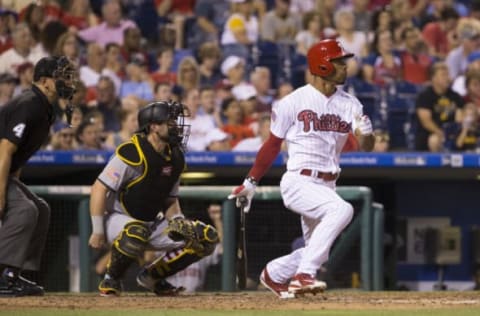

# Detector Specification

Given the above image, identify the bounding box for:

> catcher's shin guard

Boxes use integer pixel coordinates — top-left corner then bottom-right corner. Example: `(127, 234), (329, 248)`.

(107, 221), (151, 279)
(148, 221), (219, 278)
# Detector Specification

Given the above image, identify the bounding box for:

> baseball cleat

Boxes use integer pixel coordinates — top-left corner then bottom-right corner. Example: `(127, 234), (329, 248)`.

(260, 268), (295, 299)
(98, 278), (122, 297)
(288, 273), (327, 296)
(0, 271), (44, 297)
(136, 268), (185, 296)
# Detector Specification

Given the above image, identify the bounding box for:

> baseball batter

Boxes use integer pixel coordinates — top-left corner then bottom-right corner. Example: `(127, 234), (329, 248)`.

(229, 39), (375, 298)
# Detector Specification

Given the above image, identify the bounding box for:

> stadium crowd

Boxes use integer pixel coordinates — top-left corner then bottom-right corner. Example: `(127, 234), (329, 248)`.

(0, 0), (480, 153)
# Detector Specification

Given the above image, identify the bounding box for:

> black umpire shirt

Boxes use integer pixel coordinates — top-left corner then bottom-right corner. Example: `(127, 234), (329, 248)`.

(0, 85), (55, 174)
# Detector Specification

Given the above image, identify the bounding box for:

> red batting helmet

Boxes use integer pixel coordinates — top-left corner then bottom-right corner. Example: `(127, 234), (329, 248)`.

(307, 39), (354, 77)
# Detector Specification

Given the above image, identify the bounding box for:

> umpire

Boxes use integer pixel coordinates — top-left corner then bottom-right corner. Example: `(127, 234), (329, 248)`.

(0, 56), (76, 296)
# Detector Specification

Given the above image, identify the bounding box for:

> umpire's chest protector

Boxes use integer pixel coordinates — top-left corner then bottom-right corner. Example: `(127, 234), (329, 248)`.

(117, 135), (185, 221)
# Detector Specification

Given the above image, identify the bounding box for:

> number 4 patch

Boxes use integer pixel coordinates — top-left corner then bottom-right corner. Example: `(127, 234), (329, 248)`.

(12, 123), (26, 138)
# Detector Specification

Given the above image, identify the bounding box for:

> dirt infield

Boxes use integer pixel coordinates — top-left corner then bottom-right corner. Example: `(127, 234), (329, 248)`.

(1, 291), (480, 311)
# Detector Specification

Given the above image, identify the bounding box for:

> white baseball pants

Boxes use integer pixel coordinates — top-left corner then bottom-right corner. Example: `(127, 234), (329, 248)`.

(266, 171), (354, 283)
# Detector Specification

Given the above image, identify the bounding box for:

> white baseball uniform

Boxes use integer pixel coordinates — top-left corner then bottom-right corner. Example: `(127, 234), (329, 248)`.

(265, 83), (363, 283)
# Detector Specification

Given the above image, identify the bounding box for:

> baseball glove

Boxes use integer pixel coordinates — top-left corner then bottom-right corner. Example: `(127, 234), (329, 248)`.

(166, 217), (197, 244)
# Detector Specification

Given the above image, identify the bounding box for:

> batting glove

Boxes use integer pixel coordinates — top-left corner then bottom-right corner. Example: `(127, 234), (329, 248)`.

(228, 177), (257, 213)
(354, 115), (373, 136)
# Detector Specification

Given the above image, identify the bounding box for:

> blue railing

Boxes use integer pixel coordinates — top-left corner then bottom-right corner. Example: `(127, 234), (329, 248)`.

(27, 150), (480, 168)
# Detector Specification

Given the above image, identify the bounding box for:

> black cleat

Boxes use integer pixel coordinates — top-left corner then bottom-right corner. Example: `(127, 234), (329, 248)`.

(0, 271), (45, 297)
(136, 268), (185, 296)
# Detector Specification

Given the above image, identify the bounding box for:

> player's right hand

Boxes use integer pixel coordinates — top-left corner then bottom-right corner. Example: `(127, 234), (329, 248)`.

(89, 233), (106, 249)
(228, 178), (257, 213)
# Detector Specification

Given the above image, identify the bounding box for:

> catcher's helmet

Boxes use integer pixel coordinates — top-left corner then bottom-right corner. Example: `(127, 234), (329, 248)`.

(307, 39), (354, 77)
(137, 101), (191, 148)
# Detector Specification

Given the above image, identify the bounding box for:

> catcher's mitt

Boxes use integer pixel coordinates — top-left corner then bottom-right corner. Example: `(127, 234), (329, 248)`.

(166, 217), (219, 256)
(166, 217), (196, 243)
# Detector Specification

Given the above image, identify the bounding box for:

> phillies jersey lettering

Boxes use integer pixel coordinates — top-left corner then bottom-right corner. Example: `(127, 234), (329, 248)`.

(297, 111), (351, 133)
(271, 84), (364, 174)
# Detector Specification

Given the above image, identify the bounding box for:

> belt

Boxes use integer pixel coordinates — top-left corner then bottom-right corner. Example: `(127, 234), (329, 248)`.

(300, 169), (338, 181)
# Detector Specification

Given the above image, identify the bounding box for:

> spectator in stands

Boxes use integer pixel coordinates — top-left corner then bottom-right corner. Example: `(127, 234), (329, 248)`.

(221, 97), (254, 147)
(0, 23), (44, 76)
(213, 79), (234, 120)
(452, 51), (480, 97)
(272, 81), (293, 107)
(77, 0), (137, 48)
(445, 19), (480, 80)
(400, 26), (433, 85)
(369, 6), (394, 38)
(232, 113), (270, 152)
(46, 121), (76, 151)
(250, 66), (274, 112)
(232, 83), (258, 127)
(53, 32), (81, 67)
(103, 42), (124, 95)
(455, 102), (480, 152)
(363, 30), (402, 86)
(95, 76), (122, 133)
(351, 0), (372, 33)
(198, 41), (222, 88)
(80, 43), (106, 88)
(105, 108), (138, 149)
(0, 73), (16, 107)
(121, 0), (158, 44)
(289, 0), (315, 15)
(261, 0), (300, 44)
(154, 82), (173, 101)
(205, 128), (232, 151)
(38, 20), (67, 57)
(12, 62), (33, 97)
(176, 56), (200, 92)
(0, 9), (16, 55)
(295, 11), (322, 56)
(183, 88), (216, 151)
(120, 54), (154, 105)
(61, 0), (98, 32)
(415, 62), (465, 152)
(199, 85), (219, 121)
(389, 0), (416, 46)
(120, 26), (145, 66)
(221, 0), (259, 58)
(421, 7), (459, 60)
(464, 67), (480, 111)
(190, 0), (230, 49)
(221, 55), (246, 88)
(166, 203), (224, 292)
(156, 0), (196, 49)
(335, 7), (368, 59)
(21, 3), (47, 47)
(150, 46), (177, 85)
(75, 119), (106, 150)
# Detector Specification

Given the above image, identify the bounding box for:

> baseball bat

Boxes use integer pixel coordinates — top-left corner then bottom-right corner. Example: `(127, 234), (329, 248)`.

(237, 196), (248, 290)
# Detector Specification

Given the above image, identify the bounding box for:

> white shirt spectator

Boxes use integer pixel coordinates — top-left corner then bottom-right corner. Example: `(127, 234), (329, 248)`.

(185, 114), (216, 151)
(232, 136), (263, 152)
(221, 13), (259, 45)
(0, 48), (45, 77)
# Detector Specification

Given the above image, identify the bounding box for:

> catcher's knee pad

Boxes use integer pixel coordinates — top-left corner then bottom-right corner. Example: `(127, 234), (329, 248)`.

(191, 220), (219, 257)
(113, 221), (151, 258)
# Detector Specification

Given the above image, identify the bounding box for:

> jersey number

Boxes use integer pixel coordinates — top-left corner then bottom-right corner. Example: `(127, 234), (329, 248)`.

(12, 123), (26, 138)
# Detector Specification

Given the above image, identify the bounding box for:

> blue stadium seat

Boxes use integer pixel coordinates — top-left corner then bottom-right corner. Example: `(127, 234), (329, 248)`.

(385, 81), (420, 149)
(255, 41), (281, 88)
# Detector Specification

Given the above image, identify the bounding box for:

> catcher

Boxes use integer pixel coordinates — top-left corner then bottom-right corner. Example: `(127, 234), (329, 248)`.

(88, 101), (219, 296)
